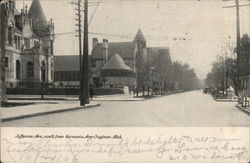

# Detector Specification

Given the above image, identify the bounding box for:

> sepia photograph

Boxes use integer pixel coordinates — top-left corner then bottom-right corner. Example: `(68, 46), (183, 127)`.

(0, 0), (249, 126)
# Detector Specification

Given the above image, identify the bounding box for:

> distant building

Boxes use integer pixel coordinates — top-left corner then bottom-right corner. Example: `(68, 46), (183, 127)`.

(2, 0), (54, 88)
(53, 29), (172, 91)
(90, 28), (147, 89)
(54, 55), (80, 88)
(100, 53), (136, 88)
(147, 47), (172, 90)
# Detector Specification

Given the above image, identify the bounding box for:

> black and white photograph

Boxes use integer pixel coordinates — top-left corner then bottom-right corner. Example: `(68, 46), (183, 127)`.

(1, 0), (249, 127)
(0, 0), (249, 162)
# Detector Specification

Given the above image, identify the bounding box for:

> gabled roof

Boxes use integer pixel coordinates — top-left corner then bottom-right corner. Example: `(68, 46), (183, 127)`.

(102, 53), (133, 71)
(28, 0), (49, 36)
(54, 55), (80, 71)
(91, 42), (136, 59)
(133, 28), (146, 42)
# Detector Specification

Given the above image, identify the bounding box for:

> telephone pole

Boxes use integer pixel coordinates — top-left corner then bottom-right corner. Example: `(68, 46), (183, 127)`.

(73, 0), (84, 103)
(222, 0), (250, 95)
(83, 0), (89, 104)
(0, 3), (7, 106)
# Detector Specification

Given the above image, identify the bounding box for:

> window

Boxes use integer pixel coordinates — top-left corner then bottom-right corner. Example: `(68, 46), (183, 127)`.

(8, 27), (13, 45)
(50, 40), (54, 55)
(92, 60), (96, 68)
(14, 35), (21, 49)
(34, 40), (39, 48)
(27, 62), (34, 79)
(16, 60), (20, 80)
(5, 57), (9, 68)
(24, 38), (30, 49)
(15, 35), (18, 48)
(17, 36), (21, 49)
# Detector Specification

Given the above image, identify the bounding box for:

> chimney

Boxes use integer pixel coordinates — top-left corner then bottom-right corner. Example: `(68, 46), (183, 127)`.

(102, 39), (108, 62)
(92, 38), (98, 50)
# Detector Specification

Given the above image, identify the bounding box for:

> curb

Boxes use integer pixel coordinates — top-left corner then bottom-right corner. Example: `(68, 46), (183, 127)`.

(93, 99), (142, 102)
(211, 95), (237, 102)
(235, 105), (250, 115)
(1, 103), (101, 122)
(138, 91), (186, 101)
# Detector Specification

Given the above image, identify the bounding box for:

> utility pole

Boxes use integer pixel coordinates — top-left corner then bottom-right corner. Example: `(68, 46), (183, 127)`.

(80, 0), (89, 105)
(222, 0), (250, 95)
(82, 0), (89, 104)
(73, 0), (83, 102)
(0, 3), (7, 106)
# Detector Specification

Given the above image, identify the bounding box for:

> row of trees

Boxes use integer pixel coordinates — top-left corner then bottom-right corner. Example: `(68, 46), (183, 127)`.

(205, 34), (250, 96)
(137, 51), (201, 96)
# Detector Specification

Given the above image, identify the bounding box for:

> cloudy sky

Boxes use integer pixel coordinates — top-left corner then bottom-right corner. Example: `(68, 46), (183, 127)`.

(16, 0), (250, 79)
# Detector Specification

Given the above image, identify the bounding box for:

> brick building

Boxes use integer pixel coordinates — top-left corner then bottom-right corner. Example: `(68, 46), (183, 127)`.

(90, 28), (147, 89)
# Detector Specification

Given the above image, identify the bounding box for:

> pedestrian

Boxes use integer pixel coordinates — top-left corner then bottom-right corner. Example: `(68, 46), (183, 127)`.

(89, 86), (94, 100)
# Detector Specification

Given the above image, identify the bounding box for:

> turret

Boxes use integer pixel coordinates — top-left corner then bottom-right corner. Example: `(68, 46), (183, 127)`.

(28, 0), (49, 37)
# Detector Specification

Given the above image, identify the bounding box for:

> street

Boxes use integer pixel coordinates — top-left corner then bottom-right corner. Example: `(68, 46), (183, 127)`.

(2, 91), (249, 127)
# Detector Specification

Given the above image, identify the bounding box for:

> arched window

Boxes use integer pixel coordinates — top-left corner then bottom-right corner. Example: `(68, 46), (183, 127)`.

(27, 62), (34, 79)
(16, 60), (20, 80)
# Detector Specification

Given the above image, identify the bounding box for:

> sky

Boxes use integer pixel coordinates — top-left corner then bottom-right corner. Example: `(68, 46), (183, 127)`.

(15, 0), (250, 79)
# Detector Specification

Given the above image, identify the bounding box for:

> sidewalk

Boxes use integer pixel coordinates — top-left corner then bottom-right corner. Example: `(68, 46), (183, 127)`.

(236, 104), (250, 115)
(235, 96), (250, 115)
(1, 101), (100, 122)
(7, 94), (144, 102)
(93, 94), (144, 101)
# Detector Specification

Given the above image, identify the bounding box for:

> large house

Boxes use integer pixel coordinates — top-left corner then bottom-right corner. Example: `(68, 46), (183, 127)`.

(1, 0), (54, 88)
(90, 29), (147, 89)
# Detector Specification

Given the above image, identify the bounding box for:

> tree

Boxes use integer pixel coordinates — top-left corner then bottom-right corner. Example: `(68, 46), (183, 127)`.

(206, 34), (250, 96)
(171, 61), (200, 91)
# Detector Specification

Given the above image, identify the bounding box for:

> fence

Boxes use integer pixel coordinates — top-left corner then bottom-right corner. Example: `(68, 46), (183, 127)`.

(7, 88), (124, 95)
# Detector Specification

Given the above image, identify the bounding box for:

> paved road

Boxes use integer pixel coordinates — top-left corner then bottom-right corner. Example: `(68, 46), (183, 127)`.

(2, 91), (249, 127)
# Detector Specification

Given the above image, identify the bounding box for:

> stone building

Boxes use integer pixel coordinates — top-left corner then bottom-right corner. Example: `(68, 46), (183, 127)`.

(90, 28), (147, 88)
(1, 0), (54, 88)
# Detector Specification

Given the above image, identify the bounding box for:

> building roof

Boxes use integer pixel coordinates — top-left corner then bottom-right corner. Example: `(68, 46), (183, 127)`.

(28, 0), (49, 36)
(102, 53), (133, 71)
(54, 55), (80, 71)
(91, 42), (136, 59)
(133, 28), (146, 42)
(147, 47), (171, 65)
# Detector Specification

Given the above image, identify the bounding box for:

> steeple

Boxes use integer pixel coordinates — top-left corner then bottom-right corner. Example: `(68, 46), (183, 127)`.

(133, 28), (146, 42)
(28, 0), (49, 35)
